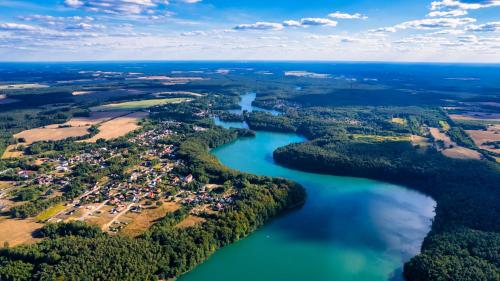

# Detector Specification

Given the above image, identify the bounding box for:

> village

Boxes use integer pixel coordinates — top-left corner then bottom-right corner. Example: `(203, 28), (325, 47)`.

(0, 120), (236, 244)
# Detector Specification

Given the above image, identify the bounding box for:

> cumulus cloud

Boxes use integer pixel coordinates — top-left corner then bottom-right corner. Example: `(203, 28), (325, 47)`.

(431, 0), (500, 11)
(395, 17), (476, 30)
(328, 11), (367, 20)
(234, 17), (337, 31)
(0, 23), (38, 31)
(299, 18), (338, 27)
(427, 9), (468, 17)
(234, 22), (284, 31)
(466, 21), (500, 32)
(63, 0), (181, 15)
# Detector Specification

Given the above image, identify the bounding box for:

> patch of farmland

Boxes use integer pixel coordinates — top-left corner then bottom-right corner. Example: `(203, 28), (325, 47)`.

(429, 127), (482, 160)
(90, 98), (190, 111)
(466, 124), (500, 154)
(0, 217), (43, 247)
(83, 111), (148, 142)
(14, 126), (91, 144)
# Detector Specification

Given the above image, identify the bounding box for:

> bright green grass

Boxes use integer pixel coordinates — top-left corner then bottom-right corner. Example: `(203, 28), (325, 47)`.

(36, 203), (66, 222)
(91, 98), (190, 111)
(439, 120), (451, 131)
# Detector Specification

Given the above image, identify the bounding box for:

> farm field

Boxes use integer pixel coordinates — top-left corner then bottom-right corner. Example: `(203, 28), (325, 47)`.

(0, 217), (43, 247)
(14, 126), (91, 144)
(1, 145), (24, 159)
(90, 98), (190, 111)
(466, 124), (500, 154)
(449, 112), (500, 122)
(83, 111), (148, 142)
(429, 127), (482, 160)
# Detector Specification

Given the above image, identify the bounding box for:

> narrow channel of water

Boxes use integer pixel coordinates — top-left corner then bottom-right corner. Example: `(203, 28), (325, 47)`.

(179, 93), (435, 281)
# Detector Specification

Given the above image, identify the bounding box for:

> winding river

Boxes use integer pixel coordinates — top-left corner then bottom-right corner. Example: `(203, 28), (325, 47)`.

(180, 93), (435, 281)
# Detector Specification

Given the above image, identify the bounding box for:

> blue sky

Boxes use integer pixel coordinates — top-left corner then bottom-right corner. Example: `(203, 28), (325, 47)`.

(0, 0), (498, 62)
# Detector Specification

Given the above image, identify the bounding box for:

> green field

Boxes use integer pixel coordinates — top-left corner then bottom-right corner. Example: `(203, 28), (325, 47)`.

(35, 204), (66, 222)
(91, 98), (190, 111)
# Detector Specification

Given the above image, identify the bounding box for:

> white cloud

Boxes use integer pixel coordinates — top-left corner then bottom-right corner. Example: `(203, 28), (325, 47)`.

(328, 11), (367, 20)
(283, 20), (301, 27)
(368, 27), (397, 33)
(0, 23), (38, 31)
(427, 9), (467, 17)
(234, 22), (284, 31)
(466, 21), (500, 32)
(299, 18), (338, 27)
(63, 0), (175, 15)
(64, 0), (84, 8)
(395, 17), (476, 30)
(431, 0), (500, 11)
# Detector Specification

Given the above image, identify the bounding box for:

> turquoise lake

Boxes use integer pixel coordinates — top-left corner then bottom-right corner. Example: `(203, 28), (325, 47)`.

(179, 94), (435, 281)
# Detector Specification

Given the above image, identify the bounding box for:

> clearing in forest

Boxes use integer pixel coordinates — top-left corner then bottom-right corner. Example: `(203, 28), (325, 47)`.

(176, 215), (206, 229)
(120, 202), (180, 237)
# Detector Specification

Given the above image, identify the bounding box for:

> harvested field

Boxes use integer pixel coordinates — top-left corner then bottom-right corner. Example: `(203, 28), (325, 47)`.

(442, 147), (482, 160)
(14, 126), (91, 144)
(83, 112), (148, 142)
(0, 217), (43, 247)
(121, 202), (180, 237)
(429, 127), (482, 160)
(449, 112), (500, 122)
(1, 144), (24, 159)
(466, 125), (500, 154)
(176, 215), (206, 229)
(90, 98), (190, 111)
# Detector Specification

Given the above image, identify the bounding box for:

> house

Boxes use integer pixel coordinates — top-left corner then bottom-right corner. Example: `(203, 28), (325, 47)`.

(184, 174), (193, 183)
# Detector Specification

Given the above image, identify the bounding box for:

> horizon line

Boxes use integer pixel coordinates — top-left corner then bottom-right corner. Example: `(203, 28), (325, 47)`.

(0, 59), (499, 65)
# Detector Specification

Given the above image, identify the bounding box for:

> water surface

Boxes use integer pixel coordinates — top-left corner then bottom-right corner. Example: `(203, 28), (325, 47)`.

(180, 96), (435, 281)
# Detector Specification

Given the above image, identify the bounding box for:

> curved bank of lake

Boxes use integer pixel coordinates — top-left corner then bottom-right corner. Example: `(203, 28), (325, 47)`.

(179, 94), (435, 281)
